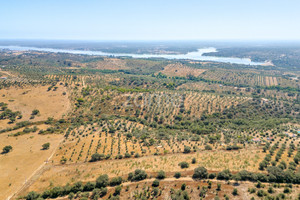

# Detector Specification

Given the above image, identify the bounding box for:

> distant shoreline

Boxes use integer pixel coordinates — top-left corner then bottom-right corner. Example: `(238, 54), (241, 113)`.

(0, 45), (266, 66)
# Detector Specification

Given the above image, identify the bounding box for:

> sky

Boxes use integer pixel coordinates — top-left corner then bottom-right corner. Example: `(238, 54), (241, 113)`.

(1, 0), (300, 41)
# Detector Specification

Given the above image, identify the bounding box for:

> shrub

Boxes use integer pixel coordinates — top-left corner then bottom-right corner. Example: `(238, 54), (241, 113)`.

(71, 182), (83, 193)
(90, 153), (105, 162)
(183, 146), (191, 153)
(96, 174), (109, 188)
(42, 143), (50, 150)
(152, 179), (160, 187)
(2, 145), (12, 153)
(257, 189), (266, 197)
(205, 145), (212, 150)
(109, 177), (123, 186)
(130, 169), (147, 181)
(283, 187), (290, 193)
(83, 182), (95, 191)
(152, 187), (159, 196)
(232, 188), (238, 195)
(192, 166), (208, 179)
(217, 169), (232, 180)
(114, 185), (122, 196)
(248, 188), (256, 194)
(31, 109), (40, 115)
(174, 172), (181, 179)
(267, 187), (274, 194)
(92, 187), (107, 198)
(124, 152), (131, 158)
(179, 161), (189, 169)
(208, 173), (216, 179)
(181, 183), (186, 190)
(26, 191), (40, 200)
(192, 157), (196, 164)
(157, 170), (166, 179)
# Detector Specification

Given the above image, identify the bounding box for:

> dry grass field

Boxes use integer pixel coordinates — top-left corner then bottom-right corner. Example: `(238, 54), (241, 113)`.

(160, 63), (206, 77)
(20, 147), (266, 195)
(0, 85), (70, 129)
(0, 128), (63, 200)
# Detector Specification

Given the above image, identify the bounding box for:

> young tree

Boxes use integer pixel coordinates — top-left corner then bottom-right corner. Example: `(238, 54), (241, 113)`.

(193, 166), (208, 179)
(179, 161), (189, 169)
(157, 170), (166, 179)
(174, 172), (181, 179)
(183, 146), (191, 153)
(2, 145), (12, 153)
(96, 174), (109, 188)
(42, 143), (50, 150)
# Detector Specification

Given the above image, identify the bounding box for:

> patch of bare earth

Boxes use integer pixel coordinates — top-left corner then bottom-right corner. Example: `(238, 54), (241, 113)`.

(160, 63), (206, 77)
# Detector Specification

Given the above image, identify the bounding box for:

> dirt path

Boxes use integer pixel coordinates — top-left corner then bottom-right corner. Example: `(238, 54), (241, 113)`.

(8, 137), (64, 200)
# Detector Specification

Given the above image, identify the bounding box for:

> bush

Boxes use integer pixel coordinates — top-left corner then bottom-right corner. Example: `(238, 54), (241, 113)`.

(71, 182), (83, 193)
(92, 187), (107, 198)
(152, 179), (160, 187)
(192, 158), (196, 164)
(183, 146), (191, 153)
(130, 169), (147, 181)
(283, 187), (290, 193)
(257, 189), (266, 197)
(114, 185), (122, 196)
(42, 143), (50, 150)
(208, 173), (216, 179)
(157, 170), (166, 179)
(152, 187), (159, 196)
(179, 161), (189, 169)
(83, 182), (95, 191)
(248, 188), (256, 194)
(267, 187), (274, 194)
(26, 191), (40, 200)
(174, 172), (181, 179)
(96, 174), (109, 188)
(192, 166), (208, 179)
(217, 169), (232, 180)
(90, 153), (105, 162)
(31, 109), (40, 115)
(2, 145), (12, 153)
(109, 177), (123, 186)
(232, 188), (238, 195)
(181, 183), (186, 190)
(205, 145), (212, 150)
(124, 152), (131, 158)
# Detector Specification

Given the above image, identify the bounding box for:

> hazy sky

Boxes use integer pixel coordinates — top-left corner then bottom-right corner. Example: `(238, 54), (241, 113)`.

(1, 0), (300, 40)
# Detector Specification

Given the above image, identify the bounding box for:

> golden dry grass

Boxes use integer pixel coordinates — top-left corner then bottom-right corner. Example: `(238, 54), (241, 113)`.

(0, 128), (63, 200)
(0, 85), (70, 129)
(160, 63), (206, 77)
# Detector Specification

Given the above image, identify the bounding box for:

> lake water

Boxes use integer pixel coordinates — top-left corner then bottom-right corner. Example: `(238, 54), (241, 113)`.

(0, 45), (265, 65)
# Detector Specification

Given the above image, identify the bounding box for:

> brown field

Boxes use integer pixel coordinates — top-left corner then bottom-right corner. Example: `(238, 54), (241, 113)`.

(265, 76), (278, 86)
(0, 85), (70, 129)
(0, 128), (63, 200)
(20, 147), (267, 196)
(160, 63), (206, 77)
(83, 58), (128, 70)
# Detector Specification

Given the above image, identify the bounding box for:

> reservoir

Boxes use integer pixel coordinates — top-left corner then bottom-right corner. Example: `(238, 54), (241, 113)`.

(0, 46), (265, 66)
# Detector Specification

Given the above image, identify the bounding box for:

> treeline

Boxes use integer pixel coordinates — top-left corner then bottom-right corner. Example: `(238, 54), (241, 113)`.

(24, 166), (300, 200)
